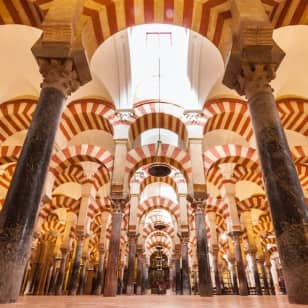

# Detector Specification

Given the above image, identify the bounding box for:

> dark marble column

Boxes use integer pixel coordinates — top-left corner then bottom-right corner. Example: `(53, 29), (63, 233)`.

(265, 262), (275, 295)
(126, 232), (137, 295)
(181, 235), (191, 295)
(223, 24), (308, 304)
(136, 250), (144, 295)
(77, 256), (88, 295)
(48, 257), (59, 295)
(211, 245), (222, 295)
(250, 251), (262, 295)
(142, 262), (148, 295)
(68, 233), (84, 295)
(104, 195), (126, 297)
(55, 247), (69, 295)
(193, 200), (212, 297)
(258, 259), (269, 295)
(229, 261), (239, 295)
(229, 232), (248, 296)
(0, 55), (88, 303)
(175, 257), (182, 295)
(93, 245), (105, 295)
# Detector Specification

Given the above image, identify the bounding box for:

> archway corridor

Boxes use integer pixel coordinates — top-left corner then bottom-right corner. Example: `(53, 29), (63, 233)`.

(0, 0), (307, 306)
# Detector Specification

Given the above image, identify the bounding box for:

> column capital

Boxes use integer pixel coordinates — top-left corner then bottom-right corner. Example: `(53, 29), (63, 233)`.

(110, 192), (129, 214)
(228, 230), (243, 241)
(219, 163), (236, 179)
(223, 2), (284, 99)
(75, 225), (86, 242)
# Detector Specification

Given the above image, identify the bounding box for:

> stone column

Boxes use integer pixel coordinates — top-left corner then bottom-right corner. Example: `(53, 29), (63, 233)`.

(93, 244), (105, 295)
(181, 235), (191, 295)
(264, 252), (275, 295)
(68, 229), (85, 295)
(229, 231), (248, 296)
(55, 247), (69, 295)
(191, 197), (212, 297)
(207, 211), (222, 295)
(170, 258), (176, 294)
(223, 1), (308, 303)
(104, 194), (127, 297)
(211, 245), (222, 295)
(77, 256), (88, 295)
(126, 232), (137, 295)
(242, 211), (262, 295)
(175, 245), (182, 295)
(136, 248), (144, 295)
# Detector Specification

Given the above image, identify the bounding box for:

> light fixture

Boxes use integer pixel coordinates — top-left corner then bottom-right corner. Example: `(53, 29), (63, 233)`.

(148, 35), (171, 178)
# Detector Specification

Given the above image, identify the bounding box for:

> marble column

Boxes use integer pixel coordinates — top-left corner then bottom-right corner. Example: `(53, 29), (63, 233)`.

(175, 258), (182, 295)
(192, 199), (212, 297)
(258, 258), (269, 295)
(229, 232), (248, 296)
(68, 230), (84, 295)
(229, 261), (239, 295)
(211, 245), (222, 295)
(0, 62), (78, 303)
(55, 247), (69, 295)
(93, 244), (105, 295)
(265, 257), (275, 295)
(104, 195), (126, 297)
(181, 235), (191, 295)
(250, 251), (262, 295)
(223, 8), (308, 303)
(126, 232), (137, 295)
(136, 250), (144, 295)
(77, 256), (88, 295)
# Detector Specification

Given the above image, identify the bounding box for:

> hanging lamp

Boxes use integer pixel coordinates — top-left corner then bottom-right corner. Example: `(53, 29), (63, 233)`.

(148, 47), (171, 178)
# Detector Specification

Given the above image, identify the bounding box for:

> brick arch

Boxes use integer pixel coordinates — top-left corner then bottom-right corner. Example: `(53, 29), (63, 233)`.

(203, 99), (253, 141)
(0, 146), (22, 164)
(292, 146), (308, 165)
(237, 195), (268, 213)
(0, 99), (37, 142)
(140, 176), (178, 195)
(137, 196), (180, 220)
(253, 214), (274, 235)
(41, 214), (65, 235)
(60, 99), (115, 141)
(277, 98), (308, 136)
(50, 145), (114, 175)
(88, 197), (112, 219)
(128, 112), (188, 145)
(0, 0), (43, 27)
(39, 195), (80, 219)
(203, 144), (258, 172)
(126, 143), (192, 182)
(207, 161), (262, 190)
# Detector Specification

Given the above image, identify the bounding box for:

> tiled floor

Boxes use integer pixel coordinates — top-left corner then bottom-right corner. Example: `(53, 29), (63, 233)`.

(0, 295), (307, 308)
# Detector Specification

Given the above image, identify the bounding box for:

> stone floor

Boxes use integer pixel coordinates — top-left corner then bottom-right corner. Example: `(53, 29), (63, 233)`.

(0, 295), (306, 308)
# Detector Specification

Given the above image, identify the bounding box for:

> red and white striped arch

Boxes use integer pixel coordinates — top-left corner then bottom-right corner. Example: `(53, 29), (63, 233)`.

(203, 144), (258, 172)
(237, 195), (268, 213)
(253, 214), (274, 235)
(207, 161), (262, 191)
(60, 98), (115, 142)
(0, 162), (16, 190)
(292, 146), (308, 165)
(41, 215), (65, 235)
(145, 231), (172, 256)
(39, 195), (80, 219)
(87, 197), (112, 219)
(128, 112), (188, 145)
(277, 98), (308, 136)
(203, 99), (253, 142)
(0, 146), (22, 164)
(126, 143), (192, 182)
(50, 145), (114, 175)
(296, 164), (308, 192)
(139, 174), (178, 195)
(137, 196), (180, 220)
(206, 197), (228, 218)
(143, 222), (175, 239)
(0, 99), (36, 142)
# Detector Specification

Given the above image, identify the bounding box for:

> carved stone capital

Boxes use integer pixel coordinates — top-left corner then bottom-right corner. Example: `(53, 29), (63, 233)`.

(110, 192), (128, 214)
(37, 58), (81, 97)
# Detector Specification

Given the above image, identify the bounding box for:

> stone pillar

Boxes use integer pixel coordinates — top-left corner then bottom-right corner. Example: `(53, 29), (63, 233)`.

(68, 230), (85, 295)
(94, 244), (105, 295)
(175, 245), (182, 295)
(181, 235), (191, 295)
(264, 253), (275, 295)
(0, 1), (90, 301)
(170, 258), (176, 294)
(242, 211), (262, 295)
(223, 1), (308, 303)
(77, 256), (88, 295)
(211, 245), (222, 295)
(207, 211), (222, 295)
(104, 194), (127, 297)
(136, 249), (144, 295)
(229, 231), (248, 296)
(126, 232), (137, 295)
(191, 197), (212, 297)
(55, 247), (69, 295)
